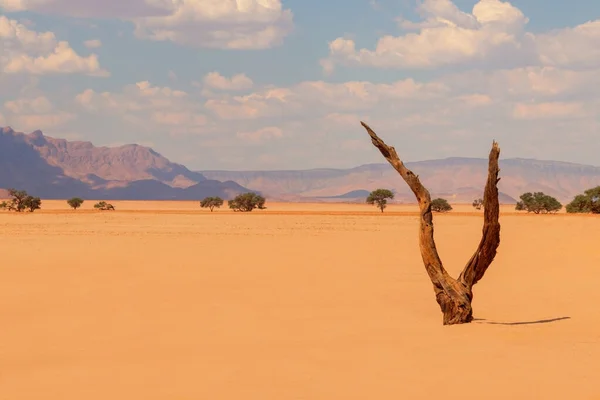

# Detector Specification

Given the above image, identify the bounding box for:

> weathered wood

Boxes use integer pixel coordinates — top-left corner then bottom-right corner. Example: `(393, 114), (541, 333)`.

(458, 142), (501, 289)
(360, 121), (501, 325)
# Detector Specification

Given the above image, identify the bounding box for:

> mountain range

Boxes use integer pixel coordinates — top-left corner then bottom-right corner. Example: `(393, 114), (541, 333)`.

(0, 127), (249, 200)
(2, 126), (600, 203)
(200, 158), (600, 203)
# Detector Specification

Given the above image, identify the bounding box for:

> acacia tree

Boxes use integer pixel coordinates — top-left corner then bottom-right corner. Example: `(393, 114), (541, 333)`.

(67, 197), (84, 210)
(4, 189), (41, 212)
(6, 189), (28, 212)
(472, 198), (483, 210)
(228, 193), (266, 212)
(431, 198), (452, 212)
(565, 186), (600, 214)
(515, 192), (562, 214)
(360, 121), (501, 325)
(366, 189), (394, 212)
(200, 196), (224, 212)
(24, 196), (41, 212)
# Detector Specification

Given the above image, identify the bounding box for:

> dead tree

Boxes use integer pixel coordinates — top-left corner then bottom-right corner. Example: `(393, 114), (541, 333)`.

(360, 121), (501, 325)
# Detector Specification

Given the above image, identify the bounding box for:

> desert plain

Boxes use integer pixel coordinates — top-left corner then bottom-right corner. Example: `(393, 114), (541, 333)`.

(1, 200), (600, 399)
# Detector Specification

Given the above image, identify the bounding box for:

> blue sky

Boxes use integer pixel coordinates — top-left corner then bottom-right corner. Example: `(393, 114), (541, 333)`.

(1, 0), (599, 170)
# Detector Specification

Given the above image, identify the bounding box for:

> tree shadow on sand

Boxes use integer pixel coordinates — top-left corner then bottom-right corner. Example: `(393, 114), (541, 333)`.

(473, 316), (571, 326)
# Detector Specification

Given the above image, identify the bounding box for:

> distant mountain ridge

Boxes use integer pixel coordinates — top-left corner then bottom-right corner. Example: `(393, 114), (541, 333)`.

(200, 157), (600, 203)
(0, 126), (251, 200)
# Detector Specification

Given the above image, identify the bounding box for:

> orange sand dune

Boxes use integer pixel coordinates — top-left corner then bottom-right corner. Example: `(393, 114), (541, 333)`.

(1, 201), (599, 399)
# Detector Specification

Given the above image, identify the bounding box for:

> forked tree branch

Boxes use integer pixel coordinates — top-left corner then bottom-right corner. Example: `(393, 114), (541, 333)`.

(360, 121), (502, 324)
(360, 122), (460, 296)
(458, 142), (501, 288)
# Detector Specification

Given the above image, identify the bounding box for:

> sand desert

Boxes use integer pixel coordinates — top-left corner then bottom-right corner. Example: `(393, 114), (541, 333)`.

(1, 200), (600, 399)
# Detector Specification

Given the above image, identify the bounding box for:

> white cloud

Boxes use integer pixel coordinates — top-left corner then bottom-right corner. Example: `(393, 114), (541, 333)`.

(399, 0), (480, 30)
(205, 78), (449, 120)
(75, 81), (211, 136)
(2, 94), (74, 130)
(0, 16), (108, 76)
(322, 0), (600, 72)
(8, 112), (75, 130)
(203, 72), (254, 91)
(83, 39), (102, 48)
(204, 87), (294, 120)
(132, 0), (294, 49)
(76, 81), (187, 112)
(4, 95), (53, 113)
(151, 111), (207, 127)
(456, 94), (493, 107)
(535, 20), (600, 68)
(324, 0), (530, 70)
(512, 102), (588, 120)
(440, 66), (600, 99)
(236, 126), (283, 142)
(323, 112), (365, 127)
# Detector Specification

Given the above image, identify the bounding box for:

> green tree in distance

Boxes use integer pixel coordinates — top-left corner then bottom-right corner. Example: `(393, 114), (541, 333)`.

(366, 188), (395, 212)
(24, 196), (41, 212)
(5, 189), (28, 212)
(67, 197), (84, 210)
(515, 192), (562, 214)
(200, 196), (224, 212)
(4, 189), (41, 212)
(228, 193), (266, 212)
(431, 198), (452, 212)
(94, 201), (115, 211)
(565, 186), (600, 214)
(472, 198), (483, 210)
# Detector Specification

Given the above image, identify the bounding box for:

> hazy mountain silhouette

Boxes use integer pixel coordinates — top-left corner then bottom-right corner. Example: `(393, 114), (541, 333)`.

(200, 158), (600, 203)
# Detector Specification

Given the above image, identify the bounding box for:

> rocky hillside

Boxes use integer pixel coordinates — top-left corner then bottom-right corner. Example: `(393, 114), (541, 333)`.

(0, 127), (250, 200)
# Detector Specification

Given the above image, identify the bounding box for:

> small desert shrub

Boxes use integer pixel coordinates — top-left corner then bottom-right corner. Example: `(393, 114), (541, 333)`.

(94, 201), (115, 211)
(472, 198), (483, 210)
(431, 198), (452, 212)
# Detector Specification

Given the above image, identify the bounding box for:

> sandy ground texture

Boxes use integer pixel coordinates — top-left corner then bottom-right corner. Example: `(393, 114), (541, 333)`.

(1, 201), (600, 399)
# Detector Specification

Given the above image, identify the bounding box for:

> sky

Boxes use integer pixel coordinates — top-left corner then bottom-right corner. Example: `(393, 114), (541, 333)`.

(0, 0), (599, 171)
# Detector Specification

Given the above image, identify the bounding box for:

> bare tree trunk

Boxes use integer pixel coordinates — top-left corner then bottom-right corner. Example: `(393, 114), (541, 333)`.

(360, 121), (501, 325)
